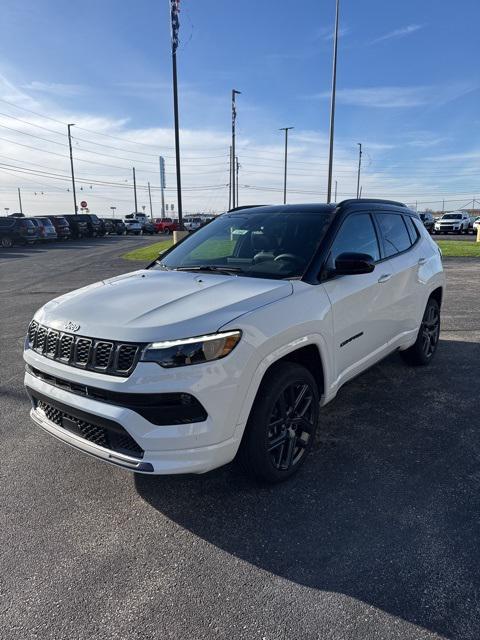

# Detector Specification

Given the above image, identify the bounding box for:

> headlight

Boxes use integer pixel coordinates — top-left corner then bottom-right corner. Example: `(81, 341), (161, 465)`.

(141, 330), (242, 368)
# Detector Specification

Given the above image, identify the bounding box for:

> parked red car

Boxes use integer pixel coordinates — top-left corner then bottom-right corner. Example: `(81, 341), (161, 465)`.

(154, 217), (179, 234)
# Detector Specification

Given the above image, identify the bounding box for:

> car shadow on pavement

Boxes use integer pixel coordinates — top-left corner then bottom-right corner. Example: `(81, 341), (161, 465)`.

(135, 337), (480, 640)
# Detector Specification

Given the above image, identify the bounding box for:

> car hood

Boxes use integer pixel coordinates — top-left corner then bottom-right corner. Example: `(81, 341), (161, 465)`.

(35, 269), (293, 342)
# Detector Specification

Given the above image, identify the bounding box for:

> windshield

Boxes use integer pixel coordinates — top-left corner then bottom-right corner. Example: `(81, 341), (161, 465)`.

(152, 210), (333, 279)
(442, 214), (462, 219)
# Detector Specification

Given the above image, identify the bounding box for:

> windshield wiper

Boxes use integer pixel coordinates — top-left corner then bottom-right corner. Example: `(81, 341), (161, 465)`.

(174, 265), (243, 275)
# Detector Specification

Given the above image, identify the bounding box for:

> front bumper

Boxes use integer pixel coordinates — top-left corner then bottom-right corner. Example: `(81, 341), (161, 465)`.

(24, 347), (246, 474)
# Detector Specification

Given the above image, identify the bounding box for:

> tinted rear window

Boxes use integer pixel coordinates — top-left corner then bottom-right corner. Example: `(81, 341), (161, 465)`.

(377, 213), (412, 257)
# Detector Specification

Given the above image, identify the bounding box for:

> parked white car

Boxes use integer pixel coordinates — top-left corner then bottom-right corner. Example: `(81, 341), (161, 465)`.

(24, 199), (444, 482)
(472, 217), (480, 234)
(434, 211), (471, 234)
(184, 217), (203, 232)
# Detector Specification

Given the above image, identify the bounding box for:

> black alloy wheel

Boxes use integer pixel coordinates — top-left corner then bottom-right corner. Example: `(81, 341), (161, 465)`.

(238, 362), (320, 482)
(267, 381), (317, 472)
(420, 300), (440, 360)
(402, 297), (441, 366)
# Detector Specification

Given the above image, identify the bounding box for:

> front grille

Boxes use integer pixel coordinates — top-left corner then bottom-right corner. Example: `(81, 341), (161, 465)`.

(75, 338), (92, 365)
(59, 334), (74, 361)
(36, 398), (144, 458)
(27, 321), (144, 377)
(117, 344), (138, 372)
(45, 330), (59, 357)
(93, 342), (113, 369)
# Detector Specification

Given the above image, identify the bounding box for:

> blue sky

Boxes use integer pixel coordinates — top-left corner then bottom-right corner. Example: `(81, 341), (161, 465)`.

(0, 0), (479, 214)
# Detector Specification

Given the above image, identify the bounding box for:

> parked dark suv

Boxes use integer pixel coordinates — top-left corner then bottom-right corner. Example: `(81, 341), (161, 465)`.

(418, 212), (434, 234)
(0, 217), (38, 248)
(102, 218), (126, 235)
(46, 216), (71, 240)
(63, 215), (90, 239)
(85, 214), (104, 237)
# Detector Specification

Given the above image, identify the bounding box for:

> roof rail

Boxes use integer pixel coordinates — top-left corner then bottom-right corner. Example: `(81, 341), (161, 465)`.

(339, 198), (407, 208)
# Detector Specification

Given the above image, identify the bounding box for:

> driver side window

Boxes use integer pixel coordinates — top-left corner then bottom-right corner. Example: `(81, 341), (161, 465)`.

(329, 213), (380, 267)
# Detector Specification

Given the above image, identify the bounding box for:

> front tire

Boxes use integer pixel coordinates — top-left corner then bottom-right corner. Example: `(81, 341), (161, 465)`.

(401, 298), (440, 366)
(238, 362), (319, 482)
(1, 236), (13, 248)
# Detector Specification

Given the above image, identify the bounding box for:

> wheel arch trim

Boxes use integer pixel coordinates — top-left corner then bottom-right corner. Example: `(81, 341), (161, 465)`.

(233, 333), (331, 435)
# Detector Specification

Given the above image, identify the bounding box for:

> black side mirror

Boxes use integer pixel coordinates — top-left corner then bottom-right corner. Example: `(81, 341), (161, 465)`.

(335, 252), (375, 275)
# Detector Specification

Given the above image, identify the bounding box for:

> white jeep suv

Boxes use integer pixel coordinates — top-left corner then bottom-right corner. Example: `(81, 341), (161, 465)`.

(24, 200), (444, 482)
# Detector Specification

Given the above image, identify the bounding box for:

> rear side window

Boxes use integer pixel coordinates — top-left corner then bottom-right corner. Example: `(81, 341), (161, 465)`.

(377, 213), (412, 257)
(403, 216), (419, 244)
(329, 213), (380, 264)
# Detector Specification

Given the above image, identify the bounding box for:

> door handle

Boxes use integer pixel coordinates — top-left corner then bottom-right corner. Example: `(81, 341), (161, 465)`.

(418, 257), (427, 265)
(377, 273), (392, 283)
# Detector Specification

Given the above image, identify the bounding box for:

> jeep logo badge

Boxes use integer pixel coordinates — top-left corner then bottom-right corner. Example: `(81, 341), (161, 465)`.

(64, 321), (81, 332)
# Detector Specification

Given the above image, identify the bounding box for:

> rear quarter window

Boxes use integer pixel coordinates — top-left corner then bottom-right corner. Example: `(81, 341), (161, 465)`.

(403, 216), (419, 244)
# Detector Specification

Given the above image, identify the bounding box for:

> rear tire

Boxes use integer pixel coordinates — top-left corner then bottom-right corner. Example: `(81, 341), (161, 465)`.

(237, 362), (319, 482)
(401, 298), (440, 366)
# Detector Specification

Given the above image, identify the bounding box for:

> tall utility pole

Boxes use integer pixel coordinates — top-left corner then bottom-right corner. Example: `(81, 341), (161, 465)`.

(159, 156), (166, 217)
(170, 0), (183, 225)
(236, 156), (239, 207)
(148, 182), (153, 219)
(356, 143), (363, 198)
(326, 0), (340, 203)
(67, 123), (78, 215)
(279, 127), (294, 204)
(132, 167), (138, 213)
(17, 187), (23, 214)
(334, 180), (338, 202)
(228, 145), (232, 210)
(231, 89), (241, 209)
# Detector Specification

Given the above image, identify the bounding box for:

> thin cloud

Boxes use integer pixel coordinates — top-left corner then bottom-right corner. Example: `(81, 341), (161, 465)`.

(372, 24), (423, 44)
(310, 84), (476, 108)
(21, 81), (87, 97)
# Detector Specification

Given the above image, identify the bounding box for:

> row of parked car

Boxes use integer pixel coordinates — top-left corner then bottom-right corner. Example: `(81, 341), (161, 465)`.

(0, 213), (192, 248)
(419, 211), (480, 235)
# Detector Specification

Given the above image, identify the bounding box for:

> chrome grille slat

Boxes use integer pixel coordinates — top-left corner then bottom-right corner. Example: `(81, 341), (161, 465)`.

(27, 321), (144, 377)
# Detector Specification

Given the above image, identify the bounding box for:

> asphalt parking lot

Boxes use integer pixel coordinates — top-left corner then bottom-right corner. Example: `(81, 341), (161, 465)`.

(1, 235), (479, 640)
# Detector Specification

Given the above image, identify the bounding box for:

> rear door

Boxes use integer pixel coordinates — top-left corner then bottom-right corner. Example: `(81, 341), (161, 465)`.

(321, 212), (391, 385)
(373, 211), (424, 339)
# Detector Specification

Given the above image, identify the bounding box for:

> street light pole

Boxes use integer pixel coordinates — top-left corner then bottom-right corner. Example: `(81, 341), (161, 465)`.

(356, 143), (362, 198)
(279, 127), (294, 204)
(236, 156), (239, 207)
(326, 0), (340, 203)
(110, 206), (116, 218)
(170, 0), (183, 226)
(228, 145), (232, 210)
(148, 181), (153, 220)
(231, 89), (241, 209)
(18, 187), (23, 214)
(132, 167), (138, 213)
(67, 124), (78, 215)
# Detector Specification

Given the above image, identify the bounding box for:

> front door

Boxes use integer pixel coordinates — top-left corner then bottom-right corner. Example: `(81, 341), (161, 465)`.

(321, 212), (392, 386)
